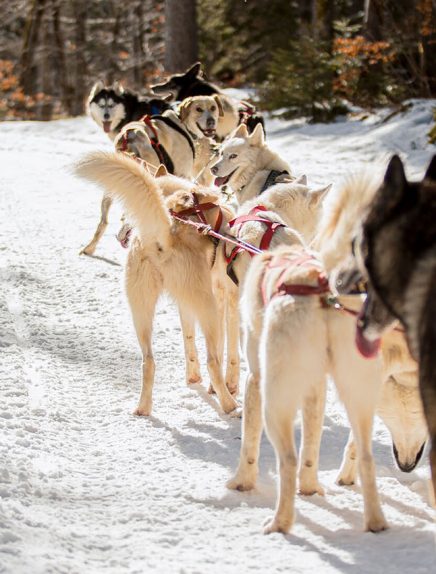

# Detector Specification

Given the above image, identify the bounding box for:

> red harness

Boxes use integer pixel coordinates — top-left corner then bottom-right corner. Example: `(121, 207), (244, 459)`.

(225, 205), (286, 285)
(261, 250), (330, 306)
(170, 192), (223, 233)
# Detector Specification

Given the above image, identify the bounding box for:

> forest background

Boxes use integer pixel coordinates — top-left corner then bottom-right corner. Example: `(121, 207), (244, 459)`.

(0, 0), (434, 126)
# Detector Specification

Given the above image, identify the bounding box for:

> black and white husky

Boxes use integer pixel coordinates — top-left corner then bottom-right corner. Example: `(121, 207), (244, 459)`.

(87, 81), (171, 140)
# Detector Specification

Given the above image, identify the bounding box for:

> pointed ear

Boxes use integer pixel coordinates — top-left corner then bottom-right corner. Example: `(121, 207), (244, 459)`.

(233, 123), (249, 138)
(89, 80), (105, 99)
(113, 81), (124, 96)
(186, 62), (201, 77)
(309, 184), (332, 206)
(249, 123), (265, 147)
(213, 95), (224, 117)
(383, 155), (407, 201)
(424, 155), (436, 182)
(178, 98), (193, 122)
(296, 174), (307, 185)
(155, 164), (168, 177)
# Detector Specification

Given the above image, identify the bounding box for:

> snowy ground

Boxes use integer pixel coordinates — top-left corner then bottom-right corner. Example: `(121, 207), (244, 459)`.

(1, 101), (435, 574)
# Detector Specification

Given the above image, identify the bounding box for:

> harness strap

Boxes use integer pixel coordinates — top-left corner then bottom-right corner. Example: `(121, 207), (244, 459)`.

(225, 205), (286, 285)
(150, 114), (196, 159)
(262, 251), (329, 306)
(140, 115), (175, 174)
(260, 170), (289, 194)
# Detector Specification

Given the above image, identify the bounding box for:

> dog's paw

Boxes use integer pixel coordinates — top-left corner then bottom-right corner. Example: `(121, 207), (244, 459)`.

(222, 396), (239, 414)
(226, 381), (239, 396)
(336, 474), (355, 487)
(299, 482), (325, 496)
(365, 514), (389, 533)
(207, 384), (216, 395)
(263, 516), (292, 535)
(228, 405), (242, 418)
(187, 373), (202, 385)
(133, 405), (152, 417)
(226, 474), (256, 492)
(79, 245), (95, 256)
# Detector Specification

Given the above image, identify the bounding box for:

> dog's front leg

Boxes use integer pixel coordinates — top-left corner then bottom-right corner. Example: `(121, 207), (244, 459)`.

(178, 305), (202, 385)
(336, 431), (358, 486)
(225, 286), (240, 395)
(80, 194), (112, 255)
(298, 378), (326, 495)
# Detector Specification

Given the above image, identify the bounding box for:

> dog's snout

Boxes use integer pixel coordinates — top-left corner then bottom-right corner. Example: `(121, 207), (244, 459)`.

(206, 117), (215, 128)
(104, 112), (110, 120)
(211, 166), (218, 175)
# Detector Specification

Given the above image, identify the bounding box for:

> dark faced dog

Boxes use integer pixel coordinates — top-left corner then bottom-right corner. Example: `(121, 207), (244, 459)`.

(88, 81), (171, 140)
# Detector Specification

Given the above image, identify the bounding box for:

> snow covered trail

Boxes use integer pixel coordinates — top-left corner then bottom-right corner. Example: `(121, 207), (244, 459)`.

(0, 105), (435, 574)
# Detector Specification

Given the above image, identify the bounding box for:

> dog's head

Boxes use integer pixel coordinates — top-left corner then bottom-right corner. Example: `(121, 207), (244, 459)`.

(151, 62), (203, 99)
(178, 95), (224, 139)
(209, 123), (264, 188)
(87, 80), (127, 137)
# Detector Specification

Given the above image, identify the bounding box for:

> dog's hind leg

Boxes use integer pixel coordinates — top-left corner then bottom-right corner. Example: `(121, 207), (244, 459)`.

(298, 377), (326, 496)
(263, 372), (298, 534)
(227, 327), (262, 491)
(195, 294), (238, 414)
(178, 305), (202, 385)
(126, 252), (162, 416)
(336, 432), (358, 486)
(80, 195), (112, 255)
(225, 287), (240, 396)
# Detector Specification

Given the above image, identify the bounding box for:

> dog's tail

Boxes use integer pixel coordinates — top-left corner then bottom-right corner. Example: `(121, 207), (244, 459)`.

(75, 151), (172, 246)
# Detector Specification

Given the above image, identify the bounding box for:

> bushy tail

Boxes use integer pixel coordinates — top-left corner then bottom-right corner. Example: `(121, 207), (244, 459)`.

(75, 151), (172, 246)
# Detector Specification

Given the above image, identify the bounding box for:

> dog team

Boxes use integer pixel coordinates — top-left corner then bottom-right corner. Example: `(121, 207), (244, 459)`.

(75, 62), (436, 534)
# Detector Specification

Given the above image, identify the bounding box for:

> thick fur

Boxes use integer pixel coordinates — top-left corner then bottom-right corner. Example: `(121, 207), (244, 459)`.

(88, 80), (171, 141)
(210, 124), (291, 205)
(75, 152), (241, 416)
(358, 155), (436, 502)
(178, 94), (239, 141)
(151, 62), (265, 134)
(227, 176), (330, 286)
(314, 172), (427, 474)
(234, 244), (387, 534)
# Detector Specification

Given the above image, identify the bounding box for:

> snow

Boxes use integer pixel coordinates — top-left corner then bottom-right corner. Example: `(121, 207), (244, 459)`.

(1, 101), (435, 574)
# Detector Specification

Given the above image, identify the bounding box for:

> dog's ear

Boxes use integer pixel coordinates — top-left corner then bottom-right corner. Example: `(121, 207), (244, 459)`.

(212, 95), (224, 117)
(309, 184), (332, 206)
(296, 174), (307, 185)
(249, 122), (265, 147)
(89, 80), (105, 99)
(155, 164), (168, 177)
(186, 62), (202, 78)
(424, 155), (436, 182)
(178, 98), (193, 122)
(383, 155), (407, 201)
(113, 81), (125, 96)
(233, 123), (249, 138)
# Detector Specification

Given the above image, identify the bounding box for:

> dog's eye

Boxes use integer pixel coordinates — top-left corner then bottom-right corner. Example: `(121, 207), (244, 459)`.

(196, 107), (203, 113)
(211, 106), (216, 112)
(229, 153), (238, 160)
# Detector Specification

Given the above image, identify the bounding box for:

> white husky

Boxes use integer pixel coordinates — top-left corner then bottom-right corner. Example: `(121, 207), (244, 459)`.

(238, 242), (387, 534)
(210, 123), (292, 205)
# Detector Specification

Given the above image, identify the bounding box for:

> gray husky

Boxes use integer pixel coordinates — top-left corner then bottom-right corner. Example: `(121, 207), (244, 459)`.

(358, 154), (436, 504)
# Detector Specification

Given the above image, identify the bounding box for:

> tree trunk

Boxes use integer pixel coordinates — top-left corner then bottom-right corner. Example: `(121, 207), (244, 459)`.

(72, 0), (88, 116)
(164, 0), (198, 72)
(20, 0), (46, 94)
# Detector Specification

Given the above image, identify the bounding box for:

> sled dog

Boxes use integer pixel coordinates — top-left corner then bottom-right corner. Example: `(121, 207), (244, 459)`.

(316, 170), (427, 476)
(76, 152), (240, 416)
(87, 80), (171, 141)
(178, 94), (239, 141)
(356, 155), (436, 502)
(151, 62), (265, 134)
(236, 242), (387, 533)
(210, 123), (292, 206)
